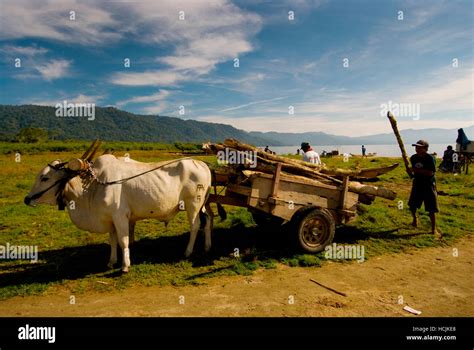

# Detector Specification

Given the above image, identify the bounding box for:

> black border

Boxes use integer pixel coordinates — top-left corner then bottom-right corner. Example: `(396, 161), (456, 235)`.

(0, 317), (472, 347)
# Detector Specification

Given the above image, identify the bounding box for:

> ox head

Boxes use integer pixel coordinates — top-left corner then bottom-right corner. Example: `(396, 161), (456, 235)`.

(24, 140), (101, 207)
(24, 160), (69, 206)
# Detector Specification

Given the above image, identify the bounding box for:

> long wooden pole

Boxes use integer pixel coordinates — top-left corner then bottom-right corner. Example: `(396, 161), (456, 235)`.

(387, 112), (413, 178)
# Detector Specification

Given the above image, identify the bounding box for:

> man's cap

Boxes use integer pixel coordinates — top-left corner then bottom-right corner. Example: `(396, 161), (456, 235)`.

(301, 142), (310, 148)
(412, 140), (429, 148)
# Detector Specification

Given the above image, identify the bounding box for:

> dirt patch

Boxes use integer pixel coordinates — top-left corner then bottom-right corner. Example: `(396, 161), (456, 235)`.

(2, 236), (472, 317)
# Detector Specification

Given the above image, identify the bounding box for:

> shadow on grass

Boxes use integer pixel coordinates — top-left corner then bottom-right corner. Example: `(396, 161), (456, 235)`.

(0, 223), (286, 290)
(334, 225), (433, 244)
(0, 222), (413, 290)
(334, 226), (401, 244)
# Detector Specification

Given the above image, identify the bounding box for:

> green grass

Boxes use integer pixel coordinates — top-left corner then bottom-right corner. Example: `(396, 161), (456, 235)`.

(0, 140), (202, 155)
(0, 143), (473, 300)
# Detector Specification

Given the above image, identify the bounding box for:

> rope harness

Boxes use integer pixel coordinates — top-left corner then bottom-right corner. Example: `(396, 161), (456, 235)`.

(92, 157), (193, 185)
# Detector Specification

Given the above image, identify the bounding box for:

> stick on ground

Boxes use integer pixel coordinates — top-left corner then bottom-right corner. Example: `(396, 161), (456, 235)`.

(310, 279), (347, 297)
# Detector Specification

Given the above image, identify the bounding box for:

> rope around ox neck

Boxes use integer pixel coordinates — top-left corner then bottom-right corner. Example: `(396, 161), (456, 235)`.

(94, 157), (195, 185)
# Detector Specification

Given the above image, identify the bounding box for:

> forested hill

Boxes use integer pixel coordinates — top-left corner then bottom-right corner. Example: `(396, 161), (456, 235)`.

(0, 104), (278, 145)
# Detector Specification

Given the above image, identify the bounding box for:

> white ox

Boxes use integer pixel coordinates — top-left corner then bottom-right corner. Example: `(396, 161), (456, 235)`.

(24, 152), (213, 272)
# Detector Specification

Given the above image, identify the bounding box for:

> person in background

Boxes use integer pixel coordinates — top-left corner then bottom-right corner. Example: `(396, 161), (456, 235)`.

(300, 142), (321, 165)
(441, 145), (455, 172)
(264, 145), (270, 153)
(408, 140), (441, 239)
(362, 145), (367, 157)
(296, 148), (300, 155)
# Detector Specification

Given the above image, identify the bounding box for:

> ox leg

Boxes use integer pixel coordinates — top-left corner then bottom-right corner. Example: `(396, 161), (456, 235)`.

(203, 203), (214, 253)
(184, 204), (201, 258)
(129, 222), (136, 245)
(108, 228), (118, 269)
(113, 216), (131, 273)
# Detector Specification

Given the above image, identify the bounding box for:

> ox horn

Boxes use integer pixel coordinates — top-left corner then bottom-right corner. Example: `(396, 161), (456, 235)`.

(86, 140), (102, 162)
(81, 139), (100, 160)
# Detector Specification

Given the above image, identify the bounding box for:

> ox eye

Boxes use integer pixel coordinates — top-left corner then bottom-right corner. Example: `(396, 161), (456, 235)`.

(41, 177), (49, 182)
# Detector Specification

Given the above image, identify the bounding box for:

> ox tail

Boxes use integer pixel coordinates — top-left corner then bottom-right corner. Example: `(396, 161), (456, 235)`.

(199, 188), (226, 229)
(199, 201), (226, 227)
(199, 187), (211, 229)
(216, 203), (227, 221)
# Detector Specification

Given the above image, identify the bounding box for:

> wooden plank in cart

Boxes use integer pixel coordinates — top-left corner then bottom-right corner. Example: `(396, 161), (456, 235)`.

(339, 176), (350, 210)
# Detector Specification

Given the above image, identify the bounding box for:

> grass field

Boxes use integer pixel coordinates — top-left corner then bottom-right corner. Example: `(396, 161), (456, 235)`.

(0, 141), (472, 300)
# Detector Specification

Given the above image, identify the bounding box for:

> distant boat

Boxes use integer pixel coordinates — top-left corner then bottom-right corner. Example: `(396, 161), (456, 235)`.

(349, 152), (377, 157)
(321, 163), (399, 179)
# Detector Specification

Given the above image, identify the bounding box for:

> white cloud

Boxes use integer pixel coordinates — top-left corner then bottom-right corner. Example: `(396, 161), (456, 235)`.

(0, 0), (120, 45)
(0, 44), (48, 56)
(198, 73), (267, 94)
(157, 34), (253, 75)
(141, 104), (168, 115)
(2, 1), (261, 87)
(197, 67), (473, 136)
(34, 59), (71, 81)
(347, 2), (472, 71)
(6, 54), (72, 81)
(110, 0), (261, 86)
(68, 94), (103, 104)
(219, 96), (288, 112)
(116, 90), (171, 107)
(400, 69), (473, 112)
(158, 56), (218, 74)
(404, 28), (473, 55)
(0, 45), (71, 81)
(28, 93), (104, 106)
(111, 71), (186, 87)
(197, 114), (472, 136)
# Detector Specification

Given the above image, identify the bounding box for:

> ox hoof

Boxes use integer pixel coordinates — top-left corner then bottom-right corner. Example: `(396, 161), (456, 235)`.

(184, 250), (192, 259)
(107, 262), (116, 269)
(121, 266), (130, 273)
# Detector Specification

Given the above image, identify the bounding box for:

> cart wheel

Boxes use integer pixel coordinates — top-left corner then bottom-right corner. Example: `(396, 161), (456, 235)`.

(294, 208), (335, 253)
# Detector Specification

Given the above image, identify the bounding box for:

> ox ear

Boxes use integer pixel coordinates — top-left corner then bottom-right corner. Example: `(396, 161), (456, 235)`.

(49, 159), (68, 170)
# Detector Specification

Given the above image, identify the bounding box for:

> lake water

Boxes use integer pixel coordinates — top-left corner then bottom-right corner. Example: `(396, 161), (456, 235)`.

(267, 144), (448, 158)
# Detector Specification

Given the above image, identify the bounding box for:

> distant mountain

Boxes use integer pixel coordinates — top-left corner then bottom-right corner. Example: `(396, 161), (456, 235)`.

(0, 105), (278, 145)
(1, 104), (471, 146)
(249, 131), (355, 146)
(252, 126), (474, 146)
(352, 127), (474, 146)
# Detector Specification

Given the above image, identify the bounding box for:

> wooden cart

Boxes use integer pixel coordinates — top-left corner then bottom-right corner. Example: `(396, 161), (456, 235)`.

(209, 163), (361, 254)
(455, 144), (474, 174)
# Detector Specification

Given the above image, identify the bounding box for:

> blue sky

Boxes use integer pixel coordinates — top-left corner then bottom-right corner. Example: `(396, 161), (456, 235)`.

(0, 0), (472, 136)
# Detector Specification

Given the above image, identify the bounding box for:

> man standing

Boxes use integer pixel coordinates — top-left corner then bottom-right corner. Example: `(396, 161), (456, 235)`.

(408, 140), (441, 238)
(362, 145), (366, 157)
(300, 142), (321, 165)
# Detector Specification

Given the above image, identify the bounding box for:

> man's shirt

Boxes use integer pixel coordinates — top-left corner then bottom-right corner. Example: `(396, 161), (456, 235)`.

(410, 153), (436, 185)
(302, 150), (321, 165)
